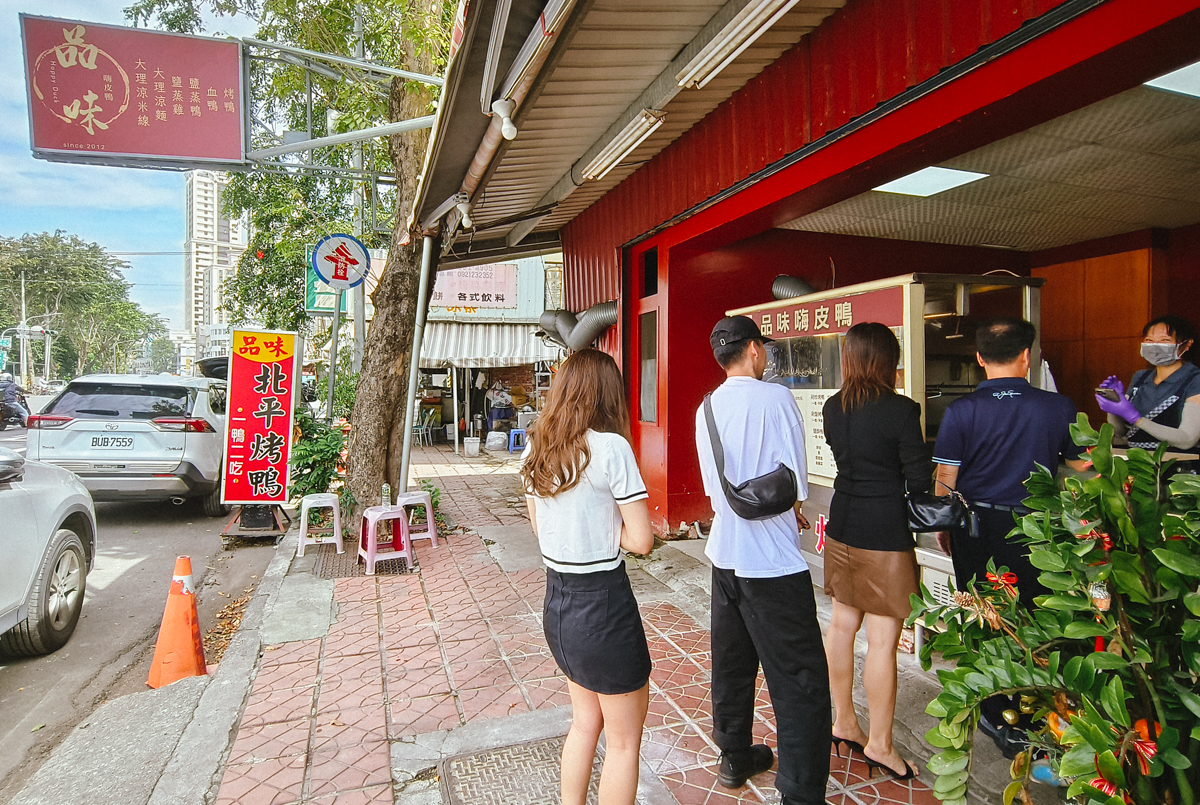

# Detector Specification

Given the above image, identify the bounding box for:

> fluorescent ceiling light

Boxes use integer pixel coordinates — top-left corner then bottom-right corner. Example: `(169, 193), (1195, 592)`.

(1145, 61), (1200, 98)
(582, 110), (665, 181)
(873, 167), (988, 197)
(676, 0), (802, 90)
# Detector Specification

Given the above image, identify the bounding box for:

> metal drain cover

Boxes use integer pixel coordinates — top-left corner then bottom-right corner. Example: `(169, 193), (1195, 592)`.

(440, 736), (600, 805)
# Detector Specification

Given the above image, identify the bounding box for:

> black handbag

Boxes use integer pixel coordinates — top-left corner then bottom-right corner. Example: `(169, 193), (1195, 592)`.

(703, 394), (798, 521)
(906, 486), (968, 533)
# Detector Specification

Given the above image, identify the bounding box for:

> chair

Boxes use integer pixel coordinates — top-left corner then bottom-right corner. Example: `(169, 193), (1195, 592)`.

(421, 409), (437, 445)
(394, 490), (439, 547)
(508, 428), (527, 453)
(358, 505), (414, 575)
(297, 493), (344, 557)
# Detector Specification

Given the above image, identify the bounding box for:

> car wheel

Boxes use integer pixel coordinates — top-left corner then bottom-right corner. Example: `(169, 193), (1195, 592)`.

(0, 529), (87, 656)
(202, 483), (232, 518)
(0, 420), (7, 431)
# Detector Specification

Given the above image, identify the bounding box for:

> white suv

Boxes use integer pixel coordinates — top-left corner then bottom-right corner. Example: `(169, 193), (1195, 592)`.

(26, 375), (231, 516)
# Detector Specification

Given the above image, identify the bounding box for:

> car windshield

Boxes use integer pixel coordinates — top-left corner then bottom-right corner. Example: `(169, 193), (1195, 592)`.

(46, 384), (194, 419)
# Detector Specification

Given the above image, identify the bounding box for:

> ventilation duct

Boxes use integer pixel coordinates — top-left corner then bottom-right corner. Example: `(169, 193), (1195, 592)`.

(538, 301), (619, 351)
(772, 275), (816, 300)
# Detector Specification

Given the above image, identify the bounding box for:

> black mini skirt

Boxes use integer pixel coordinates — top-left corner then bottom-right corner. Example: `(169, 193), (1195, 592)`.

(543, 562), (651, 695)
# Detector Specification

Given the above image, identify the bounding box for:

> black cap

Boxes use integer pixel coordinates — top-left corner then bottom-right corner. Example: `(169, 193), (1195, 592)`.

(710, 315), (773, 351)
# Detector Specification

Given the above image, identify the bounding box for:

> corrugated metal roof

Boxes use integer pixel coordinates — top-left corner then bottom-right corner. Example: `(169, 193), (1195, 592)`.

(415, 0), (845, 267)
(419, 322), (565, 368)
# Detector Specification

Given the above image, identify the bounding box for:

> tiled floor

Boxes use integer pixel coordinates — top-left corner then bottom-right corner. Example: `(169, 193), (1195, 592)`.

(217, 445), (940, 804)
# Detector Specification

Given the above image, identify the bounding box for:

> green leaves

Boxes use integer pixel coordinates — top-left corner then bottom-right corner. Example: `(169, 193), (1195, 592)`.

(1100, 677), (1130, 727)
(1152, 547), (1200, 577)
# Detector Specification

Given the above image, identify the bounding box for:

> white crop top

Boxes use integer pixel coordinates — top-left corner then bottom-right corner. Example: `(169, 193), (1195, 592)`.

(523, 430), (649, 573)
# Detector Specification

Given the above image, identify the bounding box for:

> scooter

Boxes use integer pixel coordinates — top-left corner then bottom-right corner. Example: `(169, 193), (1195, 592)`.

(0, 393), (28, 431)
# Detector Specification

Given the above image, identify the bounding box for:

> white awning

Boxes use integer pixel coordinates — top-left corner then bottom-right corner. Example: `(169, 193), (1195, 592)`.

(419, 322), (564, 369)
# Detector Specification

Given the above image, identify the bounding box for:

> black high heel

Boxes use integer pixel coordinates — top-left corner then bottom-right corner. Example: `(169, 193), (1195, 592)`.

(831, 735), (866, 757)
(866, 757), (918, 781)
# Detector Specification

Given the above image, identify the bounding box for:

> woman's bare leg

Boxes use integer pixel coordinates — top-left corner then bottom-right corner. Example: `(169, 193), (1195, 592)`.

(861, 613), (916, 776)
(826, 598), (869, 747)
(596, 683), (649, 805)
(562, 680), (604, 805)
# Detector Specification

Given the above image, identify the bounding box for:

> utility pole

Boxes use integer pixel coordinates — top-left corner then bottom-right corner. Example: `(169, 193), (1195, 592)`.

(351, 4), (366, 375)
(19, 269), (28, 387)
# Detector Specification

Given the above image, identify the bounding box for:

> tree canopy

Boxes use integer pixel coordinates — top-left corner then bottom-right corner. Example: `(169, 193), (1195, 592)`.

(0, 232), (165, 378)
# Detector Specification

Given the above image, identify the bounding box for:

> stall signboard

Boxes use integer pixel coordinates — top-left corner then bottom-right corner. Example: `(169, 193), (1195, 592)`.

(737, 285), (904, 339)
(20, 15), (245, 165)
(221, 329), (298, 506)
(431, 263), (518, 310)
(737, 286), (905, 482)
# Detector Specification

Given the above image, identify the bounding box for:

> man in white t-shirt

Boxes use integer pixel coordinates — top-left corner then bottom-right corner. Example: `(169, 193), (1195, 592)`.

(694, 315), (831, 805)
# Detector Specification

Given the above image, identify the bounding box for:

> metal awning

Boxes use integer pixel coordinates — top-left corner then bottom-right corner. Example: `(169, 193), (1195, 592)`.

(419, 322), (564, 368)
(413, 0), (846, 268)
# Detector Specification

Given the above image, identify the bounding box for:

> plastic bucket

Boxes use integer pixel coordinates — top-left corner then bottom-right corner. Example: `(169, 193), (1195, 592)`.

(464, 437), (480, 457)
(445, 424), (455, 440)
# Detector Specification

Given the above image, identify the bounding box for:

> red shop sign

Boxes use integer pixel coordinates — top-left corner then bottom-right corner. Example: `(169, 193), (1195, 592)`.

(737, 286), (904, 339)
(21, 15), (245, 164)
(222, 329), (298, 506)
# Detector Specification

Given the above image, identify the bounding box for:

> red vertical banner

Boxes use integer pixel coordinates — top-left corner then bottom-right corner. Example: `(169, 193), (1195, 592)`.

(222, 329), (298, 506)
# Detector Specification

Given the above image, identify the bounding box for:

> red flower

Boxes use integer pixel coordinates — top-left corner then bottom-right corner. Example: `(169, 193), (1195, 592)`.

(1090, 778), (1118, 797)
(987, 571), (1018, 597)
(1133, 739), (1157, 776)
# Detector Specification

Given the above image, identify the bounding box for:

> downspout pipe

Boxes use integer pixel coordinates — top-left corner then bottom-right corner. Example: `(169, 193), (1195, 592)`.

(538, 300), (618, 351)
(399, 236), (436, 493)
(772, 275), (817, 300)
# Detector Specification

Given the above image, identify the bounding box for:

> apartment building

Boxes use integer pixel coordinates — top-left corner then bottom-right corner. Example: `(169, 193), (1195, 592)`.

(184, 171), (248, 335)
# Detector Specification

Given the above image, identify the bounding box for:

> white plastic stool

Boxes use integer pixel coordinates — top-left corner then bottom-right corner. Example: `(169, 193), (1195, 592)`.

(394, 490), (440, 546)
(298, 493), (344, 556)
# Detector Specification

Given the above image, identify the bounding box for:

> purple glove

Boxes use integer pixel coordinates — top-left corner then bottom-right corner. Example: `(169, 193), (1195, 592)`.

(1098, 375), (1125, 397)
(1096, 389), (1141, 425)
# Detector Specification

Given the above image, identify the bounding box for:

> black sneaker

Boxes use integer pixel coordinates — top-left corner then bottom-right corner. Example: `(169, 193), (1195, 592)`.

(717, 744), (774, 788)
(979, 715), (1028, 760)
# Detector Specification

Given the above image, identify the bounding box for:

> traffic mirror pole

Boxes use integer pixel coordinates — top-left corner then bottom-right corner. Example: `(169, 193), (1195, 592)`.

(326, 289), (342, 424)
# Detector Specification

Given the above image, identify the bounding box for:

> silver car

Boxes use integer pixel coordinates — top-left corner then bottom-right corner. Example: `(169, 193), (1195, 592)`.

(26, 374), (231, 516)
(0, 447), (96, 656)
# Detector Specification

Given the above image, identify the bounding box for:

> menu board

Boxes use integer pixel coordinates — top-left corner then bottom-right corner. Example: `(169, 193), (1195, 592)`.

(792, 389), (838, 481)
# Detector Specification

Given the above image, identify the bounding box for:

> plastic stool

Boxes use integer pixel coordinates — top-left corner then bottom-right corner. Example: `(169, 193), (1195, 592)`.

(297, 493), (344, 557)
(358, 505), (413, 575)
(394, 491), (439, 546)
(508, 428), (527, 453)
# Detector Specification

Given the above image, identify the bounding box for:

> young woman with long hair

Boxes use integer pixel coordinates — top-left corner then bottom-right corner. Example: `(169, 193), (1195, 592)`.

(520, 348), (654, 805)
(820, 322), (932, 780)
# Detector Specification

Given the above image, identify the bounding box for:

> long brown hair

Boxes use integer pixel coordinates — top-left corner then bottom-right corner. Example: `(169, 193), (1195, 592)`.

(520, 349), (633, 497)
(840, 322), (900, 411)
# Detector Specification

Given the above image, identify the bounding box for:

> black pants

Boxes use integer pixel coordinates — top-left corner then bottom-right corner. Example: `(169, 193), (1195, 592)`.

(711, 567), (831, 803)
(950, 507), (1044, 727)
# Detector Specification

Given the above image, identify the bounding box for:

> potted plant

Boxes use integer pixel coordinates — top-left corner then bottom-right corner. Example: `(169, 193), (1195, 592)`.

(909, 415), (1200, 805)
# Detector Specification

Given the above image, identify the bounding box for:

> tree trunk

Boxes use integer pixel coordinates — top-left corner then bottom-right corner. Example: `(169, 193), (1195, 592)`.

(344, 56), (437, 519)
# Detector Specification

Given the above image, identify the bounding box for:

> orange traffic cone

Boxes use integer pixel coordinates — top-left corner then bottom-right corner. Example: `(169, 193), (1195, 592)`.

(147, 556), (207, 689)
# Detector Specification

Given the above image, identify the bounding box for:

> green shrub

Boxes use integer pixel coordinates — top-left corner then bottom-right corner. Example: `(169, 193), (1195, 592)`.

(909, 414), (1200, 805)
(289, 410), (345, 501)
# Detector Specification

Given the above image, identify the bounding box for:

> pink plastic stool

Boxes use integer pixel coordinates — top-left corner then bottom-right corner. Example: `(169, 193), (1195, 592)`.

(393, 491), (439, 547)
(358, 505), (413, 575)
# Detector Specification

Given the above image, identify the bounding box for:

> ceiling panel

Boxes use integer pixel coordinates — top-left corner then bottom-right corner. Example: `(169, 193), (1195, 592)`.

(777, 83), (1200, 251)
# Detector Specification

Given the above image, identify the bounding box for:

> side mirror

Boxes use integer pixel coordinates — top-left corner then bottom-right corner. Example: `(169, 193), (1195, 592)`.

(0, 447), (25, 484)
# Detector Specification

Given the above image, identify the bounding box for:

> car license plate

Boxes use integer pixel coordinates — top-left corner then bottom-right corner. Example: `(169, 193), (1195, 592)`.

(91, 436), (134, 449)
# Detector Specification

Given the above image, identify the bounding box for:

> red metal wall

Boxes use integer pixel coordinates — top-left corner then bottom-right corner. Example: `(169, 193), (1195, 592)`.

(561, 0), (1071, 324)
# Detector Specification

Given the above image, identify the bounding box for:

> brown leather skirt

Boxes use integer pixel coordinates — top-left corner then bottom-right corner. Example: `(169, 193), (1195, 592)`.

(822, 538), (920, 621)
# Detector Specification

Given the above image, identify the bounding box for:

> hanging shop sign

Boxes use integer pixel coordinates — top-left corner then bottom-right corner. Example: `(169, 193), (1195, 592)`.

(20, 15), (245, 166)
(311, 234), (370, 291)
(430, 263), (518, 310)
(222, 329), (298, 506)
(736, 285), (904, 339)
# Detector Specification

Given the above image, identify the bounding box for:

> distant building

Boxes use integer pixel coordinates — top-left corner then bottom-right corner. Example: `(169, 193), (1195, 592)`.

(184, 171), (248, 336)
(196, 324), (232, 360)
(167, 330), (196, 375)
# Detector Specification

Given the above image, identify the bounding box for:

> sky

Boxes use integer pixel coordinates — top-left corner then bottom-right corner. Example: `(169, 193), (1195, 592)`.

(0, 0), (259, 330)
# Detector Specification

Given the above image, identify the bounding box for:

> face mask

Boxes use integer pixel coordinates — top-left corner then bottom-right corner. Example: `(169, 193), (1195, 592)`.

(1140, 342), (1182, 366)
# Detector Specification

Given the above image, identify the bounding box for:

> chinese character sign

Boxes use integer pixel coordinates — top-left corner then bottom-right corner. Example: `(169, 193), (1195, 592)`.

(222, 329), (298, 505)
(21, 15), (244, 163)
(430, 263), (518, 309)
(311, 234), (369, 290)
(739, 286), (904, 338)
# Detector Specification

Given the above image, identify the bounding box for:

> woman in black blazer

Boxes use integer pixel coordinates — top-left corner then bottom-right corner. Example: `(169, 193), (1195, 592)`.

(821, 322), (932, 780)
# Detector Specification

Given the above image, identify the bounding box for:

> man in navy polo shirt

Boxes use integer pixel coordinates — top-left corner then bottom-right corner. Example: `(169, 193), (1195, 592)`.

(933, 317), (1089, 755)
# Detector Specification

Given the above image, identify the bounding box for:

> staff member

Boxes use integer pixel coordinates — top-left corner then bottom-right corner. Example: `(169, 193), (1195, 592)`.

(1096, 315), (1200, 454)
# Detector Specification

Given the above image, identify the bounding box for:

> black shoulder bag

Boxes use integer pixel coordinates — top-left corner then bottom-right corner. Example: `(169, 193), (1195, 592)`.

(702, 393), (797, 520)
(906, 484), (968, 532)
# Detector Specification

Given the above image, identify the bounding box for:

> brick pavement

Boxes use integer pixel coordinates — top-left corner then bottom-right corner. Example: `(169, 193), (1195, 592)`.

(216, 443), (939, 805)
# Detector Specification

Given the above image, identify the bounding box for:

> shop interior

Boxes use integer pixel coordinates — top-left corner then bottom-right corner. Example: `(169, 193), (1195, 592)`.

(416, 362), (554, 447)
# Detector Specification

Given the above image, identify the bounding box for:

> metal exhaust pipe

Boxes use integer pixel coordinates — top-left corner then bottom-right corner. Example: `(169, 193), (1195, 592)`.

(171, 497), (186, 506)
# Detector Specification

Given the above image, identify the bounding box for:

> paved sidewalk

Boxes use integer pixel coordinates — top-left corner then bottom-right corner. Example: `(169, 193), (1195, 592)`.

(217, 443), (942, 805)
